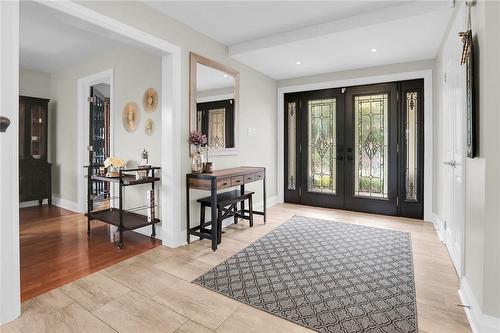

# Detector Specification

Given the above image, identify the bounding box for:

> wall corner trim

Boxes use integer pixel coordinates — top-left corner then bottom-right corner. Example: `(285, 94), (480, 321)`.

(459, 277), (500, 333)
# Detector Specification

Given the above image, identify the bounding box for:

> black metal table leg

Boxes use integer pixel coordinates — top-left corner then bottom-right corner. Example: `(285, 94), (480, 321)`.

(151, 179), (156, 239)
(210, 177), (218, 251)
(263, 175), (267, 223)
(87, 166), (92, 236)
(240, 184), (245, 218)
(186, 175), (191, 244)
(118, 172), (123, 249)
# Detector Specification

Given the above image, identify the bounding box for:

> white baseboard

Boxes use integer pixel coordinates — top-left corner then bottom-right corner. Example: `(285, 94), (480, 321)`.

(52, 197), (79, 212)
(430, 212), (445, 242)
(19, 200), (43, 208)
(459, 277), (500, 333)
(19, 197), (79, 213)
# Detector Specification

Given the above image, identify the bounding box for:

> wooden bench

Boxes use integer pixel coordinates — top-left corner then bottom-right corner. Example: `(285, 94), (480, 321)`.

(197, 190), (254, 244)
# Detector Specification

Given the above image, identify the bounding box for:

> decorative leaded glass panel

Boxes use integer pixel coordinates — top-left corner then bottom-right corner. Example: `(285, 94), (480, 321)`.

(287, 102), (297, 190)
(354, 94), (388, 198)
(208, 108), (225, 149)
(307, 99), (336, 194)
(406, 92), (418, 201)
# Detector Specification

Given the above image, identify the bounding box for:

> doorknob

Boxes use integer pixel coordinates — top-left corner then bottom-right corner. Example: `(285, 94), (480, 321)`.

(443, 160), (457, 168)
(0, 116), (10, 132)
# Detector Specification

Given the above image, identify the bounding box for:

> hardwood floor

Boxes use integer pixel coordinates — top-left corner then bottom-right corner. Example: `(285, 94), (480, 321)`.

(6, 203), (471, 333)
(19, 205), (161, 301)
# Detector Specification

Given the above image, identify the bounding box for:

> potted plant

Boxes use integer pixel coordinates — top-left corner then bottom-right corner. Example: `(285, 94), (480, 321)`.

(188, 130), (207, 173)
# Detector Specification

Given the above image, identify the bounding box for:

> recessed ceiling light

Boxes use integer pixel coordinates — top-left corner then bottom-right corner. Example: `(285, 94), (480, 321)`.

(223, 74), (228, 78)
(296, 60), (301, 65)
(371, 48), (377, 53)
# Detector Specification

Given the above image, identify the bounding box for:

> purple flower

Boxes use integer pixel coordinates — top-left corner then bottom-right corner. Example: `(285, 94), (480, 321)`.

(188, 130), (207, 146)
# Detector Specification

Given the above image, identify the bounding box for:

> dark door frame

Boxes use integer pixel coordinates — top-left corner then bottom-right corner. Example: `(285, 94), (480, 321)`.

(284, 79), (425, 219)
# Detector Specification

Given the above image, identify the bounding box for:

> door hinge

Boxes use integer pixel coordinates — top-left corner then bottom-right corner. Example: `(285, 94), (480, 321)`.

(299, 144), (302, 153)
(88, 96), (96, 103)
(397, 143), (399, 154)
(397, 91), (399, 101)
(341, 88), (346, 94)
(396, 196), (399, 207)
(87, 145), (93, 152)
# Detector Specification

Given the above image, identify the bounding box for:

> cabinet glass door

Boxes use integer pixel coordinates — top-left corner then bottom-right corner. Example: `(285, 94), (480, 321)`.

(30, 105), (47, 160)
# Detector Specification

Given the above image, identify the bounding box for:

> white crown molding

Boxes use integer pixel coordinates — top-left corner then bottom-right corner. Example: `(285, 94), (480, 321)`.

(459, 277), (500, 333)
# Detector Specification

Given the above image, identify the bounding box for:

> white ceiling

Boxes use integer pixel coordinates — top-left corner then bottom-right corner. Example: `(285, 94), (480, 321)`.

(147, 1), (454, 80)
(197, 64), (235, 92)
(19, 1), (158, 74)
(146, 1), (402, 45)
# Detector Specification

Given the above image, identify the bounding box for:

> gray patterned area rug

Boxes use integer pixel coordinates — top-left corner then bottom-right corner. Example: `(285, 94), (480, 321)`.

(194, 215), (417, 333)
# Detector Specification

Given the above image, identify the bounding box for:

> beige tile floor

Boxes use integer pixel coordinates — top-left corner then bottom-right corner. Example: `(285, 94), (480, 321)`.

(2, 204), (472, 333)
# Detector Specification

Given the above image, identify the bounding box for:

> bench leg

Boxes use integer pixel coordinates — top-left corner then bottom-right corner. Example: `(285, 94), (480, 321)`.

(248, 196), (254, 227)
(233, 204), (238, 224)
(200, 202), (206, 229)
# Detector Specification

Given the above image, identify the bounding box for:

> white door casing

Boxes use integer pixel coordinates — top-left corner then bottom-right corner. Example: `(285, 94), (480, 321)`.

(1, 0), (183, 325)
(443, 47), (466, 278)
(77, 69), (114, 213)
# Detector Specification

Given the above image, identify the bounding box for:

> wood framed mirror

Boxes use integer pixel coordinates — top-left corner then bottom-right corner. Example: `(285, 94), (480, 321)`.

(190, 52), (240, 156)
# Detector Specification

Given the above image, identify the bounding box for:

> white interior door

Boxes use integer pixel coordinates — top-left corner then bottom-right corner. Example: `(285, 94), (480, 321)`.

(443, 57), (466, 277)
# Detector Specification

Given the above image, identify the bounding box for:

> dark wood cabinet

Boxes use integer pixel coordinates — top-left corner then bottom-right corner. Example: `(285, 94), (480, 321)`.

(19, 96), (52, 206)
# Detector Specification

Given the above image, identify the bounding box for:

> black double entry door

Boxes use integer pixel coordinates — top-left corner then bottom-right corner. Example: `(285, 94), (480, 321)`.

(284, 80), (424, 219)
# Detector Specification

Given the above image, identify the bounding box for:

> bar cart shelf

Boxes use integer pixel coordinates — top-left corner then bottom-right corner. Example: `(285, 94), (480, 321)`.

(86, 165), (161, 249)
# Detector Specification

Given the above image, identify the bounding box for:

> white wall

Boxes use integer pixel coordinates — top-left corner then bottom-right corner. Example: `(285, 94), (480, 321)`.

(49, 45), (162, 211)
(434, 0), (500, 324)
(19, 68), (51, 98)
(79, 1), (278, 245)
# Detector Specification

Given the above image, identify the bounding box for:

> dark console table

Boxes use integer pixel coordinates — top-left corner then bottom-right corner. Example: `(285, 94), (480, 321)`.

(86, 165), (161, 249)
(186, 166), (266, 251)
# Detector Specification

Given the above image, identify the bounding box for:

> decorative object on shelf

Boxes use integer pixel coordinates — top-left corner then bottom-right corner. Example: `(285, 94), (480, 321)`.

(122, 102), (140, 132)
(141, 148), (149, 166)
(0, 116), (10, 132)
(143, 88), (158, 113)
(204, 162), (214, 173)
(144, 118), (154, 135)
(104, 156), (126, 177)
(188, 130), (207, 173)
(459, 2), (476, 158)
(136, 169), (147, 180)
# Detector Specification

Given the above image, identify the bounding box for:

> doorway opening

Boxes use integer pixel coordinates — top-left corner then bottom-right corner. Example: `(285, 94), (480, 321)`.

(284, 79), (424, 219)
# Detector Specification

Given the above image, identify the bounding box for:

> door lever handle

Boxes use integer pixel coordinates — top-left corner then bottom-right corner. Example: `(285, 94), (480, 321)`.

(443, 160), (457, 168)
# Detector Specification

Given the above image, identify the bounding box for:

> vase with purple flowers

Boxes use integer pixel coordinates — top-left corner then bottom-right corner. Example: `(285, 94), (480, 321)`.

(188, 130), (208, 173)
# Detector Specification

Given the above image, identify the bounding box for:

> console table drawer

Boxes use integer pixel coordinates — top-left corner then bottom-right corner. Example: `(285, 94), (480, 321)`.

(244, 173), (256, 183)
(231, 176), (244, 186)
(217, 178), (231, 189)
(254, 171), (265, 180)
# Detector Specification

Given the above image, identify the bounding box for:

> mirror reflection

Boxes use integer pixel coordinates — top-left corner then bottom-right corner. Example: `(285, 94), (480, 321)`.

(196, 63), (236, 150)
